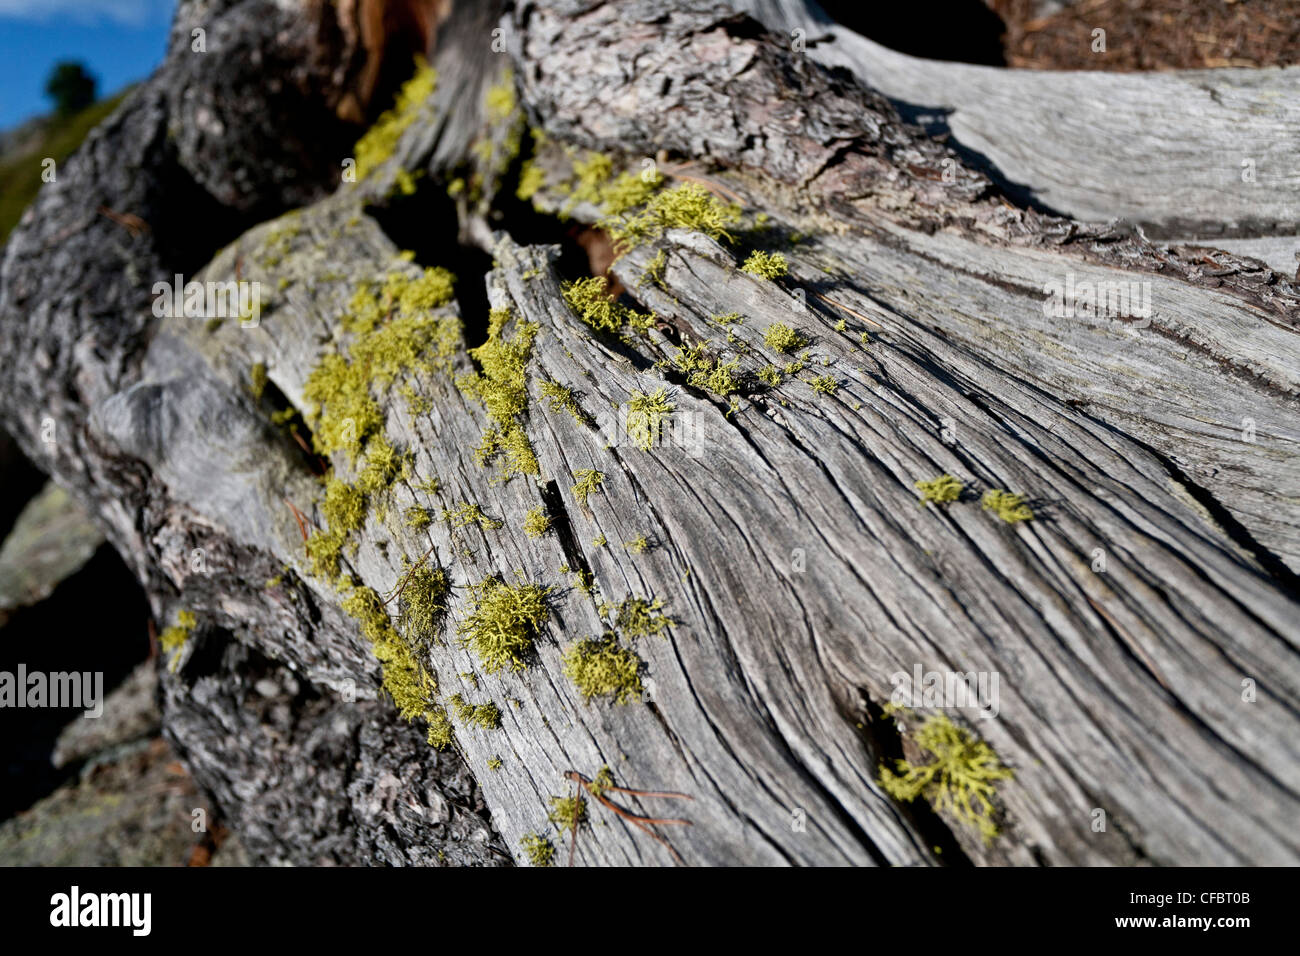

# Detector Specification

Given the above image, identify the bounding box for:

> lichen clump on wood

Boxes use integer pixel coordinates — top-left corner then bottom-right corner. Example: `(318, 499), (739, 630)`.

(561, 275), (655, 336)
(807, 374), (837, 395)
(763, 323), (807, 354)
(456, 576), (551, 674)
(572, 469), (605, 505)
(456, 307), (540, 479)
(562, 637), (643, 704)
(916, 474), (964, 507)
(602, 182), (741, 253)
(519, 832), (554, 866)
(248, 362), (268, 401)
(538, 378), (588, 426)
(476, 68), (525, 184)
(303, 267), (459, 459)
(395, 563), (449, 644)
(353, 59), (436, 181)
(523, 506), (551, 538)
(551, 149), (663, 218)
(404, 506), (431, 529)
(673, 342), (740, 398)
(547, 793), (587, 834)
(982, 489), (1034, 523)
(341, 583), (441, 732)
(626, 387), (674, 451)
(440, 501), (503, 531)
(741, 250), (789, 279)
(602, 595), (673, 639)
(878, 713), (1013, 844)
(159, 610), (196, 673)
(449, 693), (502, 730)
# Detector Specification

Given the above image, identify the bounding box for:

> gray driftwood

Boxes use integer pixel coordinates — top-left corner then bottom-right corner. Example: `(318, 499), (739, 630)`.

(1, 0), (1297, 865)
(733, 0), (1300, 264)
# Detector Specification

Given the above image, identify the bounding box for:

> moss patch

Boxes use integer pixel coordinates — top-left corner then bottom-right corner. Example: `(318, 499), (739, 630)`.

(456, 307), (540, 480)
(456, 576), (551, 674)
(519, 832), (554, 866)
(741, 250), (789, 279)
(523, 506), (551, 538)
(602, 182), (741, 253)
(626, 387), (674, 451)
(354, 59), (437, 181)
(158, 610), (196, 674)
(602, 595), (673, 639)
(982, 489), (1034, 523)
(878, 713), (1013, 844)
(763, 323), (807, 354)
(572, 469), (606, 506)
(547, 793), (587, 834)
(916, 474), (963, 507)
(561, 275), (655, 336)
(562, 637), (643, 704)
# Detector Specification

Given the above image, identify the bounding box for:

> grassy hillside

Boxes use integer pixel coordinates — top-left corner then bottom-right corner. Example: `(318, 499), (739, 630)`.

(0, 92), (128, 243)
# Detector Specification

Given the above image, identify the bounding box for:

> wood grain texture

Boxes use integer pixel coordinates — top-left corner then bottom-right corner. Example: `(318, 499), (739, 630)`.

(733, 0), (1300, 242)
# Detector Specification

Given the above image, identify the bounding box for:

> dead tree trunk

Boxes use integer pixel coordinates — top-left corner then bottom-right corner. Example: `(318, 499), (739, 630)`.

(1, 0), (1297, 866)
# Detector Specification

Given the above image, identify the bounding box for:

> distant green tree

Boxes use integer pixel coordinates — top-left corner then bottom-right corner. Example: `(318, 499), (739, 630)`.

(44, 62), (97, 117)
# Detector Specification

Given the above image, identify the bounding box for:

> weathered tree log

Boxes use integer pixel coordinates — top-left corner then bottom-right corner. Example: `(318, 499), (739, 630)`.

(733, 0), (1300, 252)
(2, 0), (1298, 866)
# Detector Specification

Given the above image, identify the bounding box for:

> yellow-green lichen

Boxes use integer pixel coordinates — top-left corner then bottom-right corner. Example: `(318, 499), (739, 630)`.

(341, 583), (439, 728)
(567, 151), (614, 209)
(764, 323), (807, 354)
(547, 793), (587, 834)
(488, 756), (503, 771)
(516, 161), (546, 202)
(623, 534), (649, 554)
(523, 506), (551, 539)
(426, 706), (454, 749)
(404, 506), (432, 530)
(456, 307), (540, 479)
(449, 693), (502, 730)
(562, 637), (643, 704)
(395, 563), (449, 644)
(602, 595), (673, 639)
(572, 469), (606, 506)
(916, 474), (964, 507)
(626, 387), (674, 451)
(303, 268), (459, 460)
(440, 501), (503, 531)
(538, 379), (589, 426)
(356, 436), (409, 496)
(249, 362), (268, 401)
(982, 489), (1034, 523)
(354, 59), (436, 181)
(672, 342), (740, 398)
(322, 476), (367, 536)
(602, 182), (741, 253)
(807, 374), (837, 394)
(758, 364), (782, 387)
(159, 610), (196, 673)
(560, 275), (655, 336)
(878, 713), (1013, 844)
(456, 576), (551, 674)
(519, 832), (555, 866)
(741, 250), (789, 279)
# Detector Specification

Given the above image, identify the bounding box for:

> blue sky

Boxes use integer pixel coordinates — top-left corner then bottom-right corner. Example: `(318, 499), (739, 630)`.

(0, 0), (174, 129)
